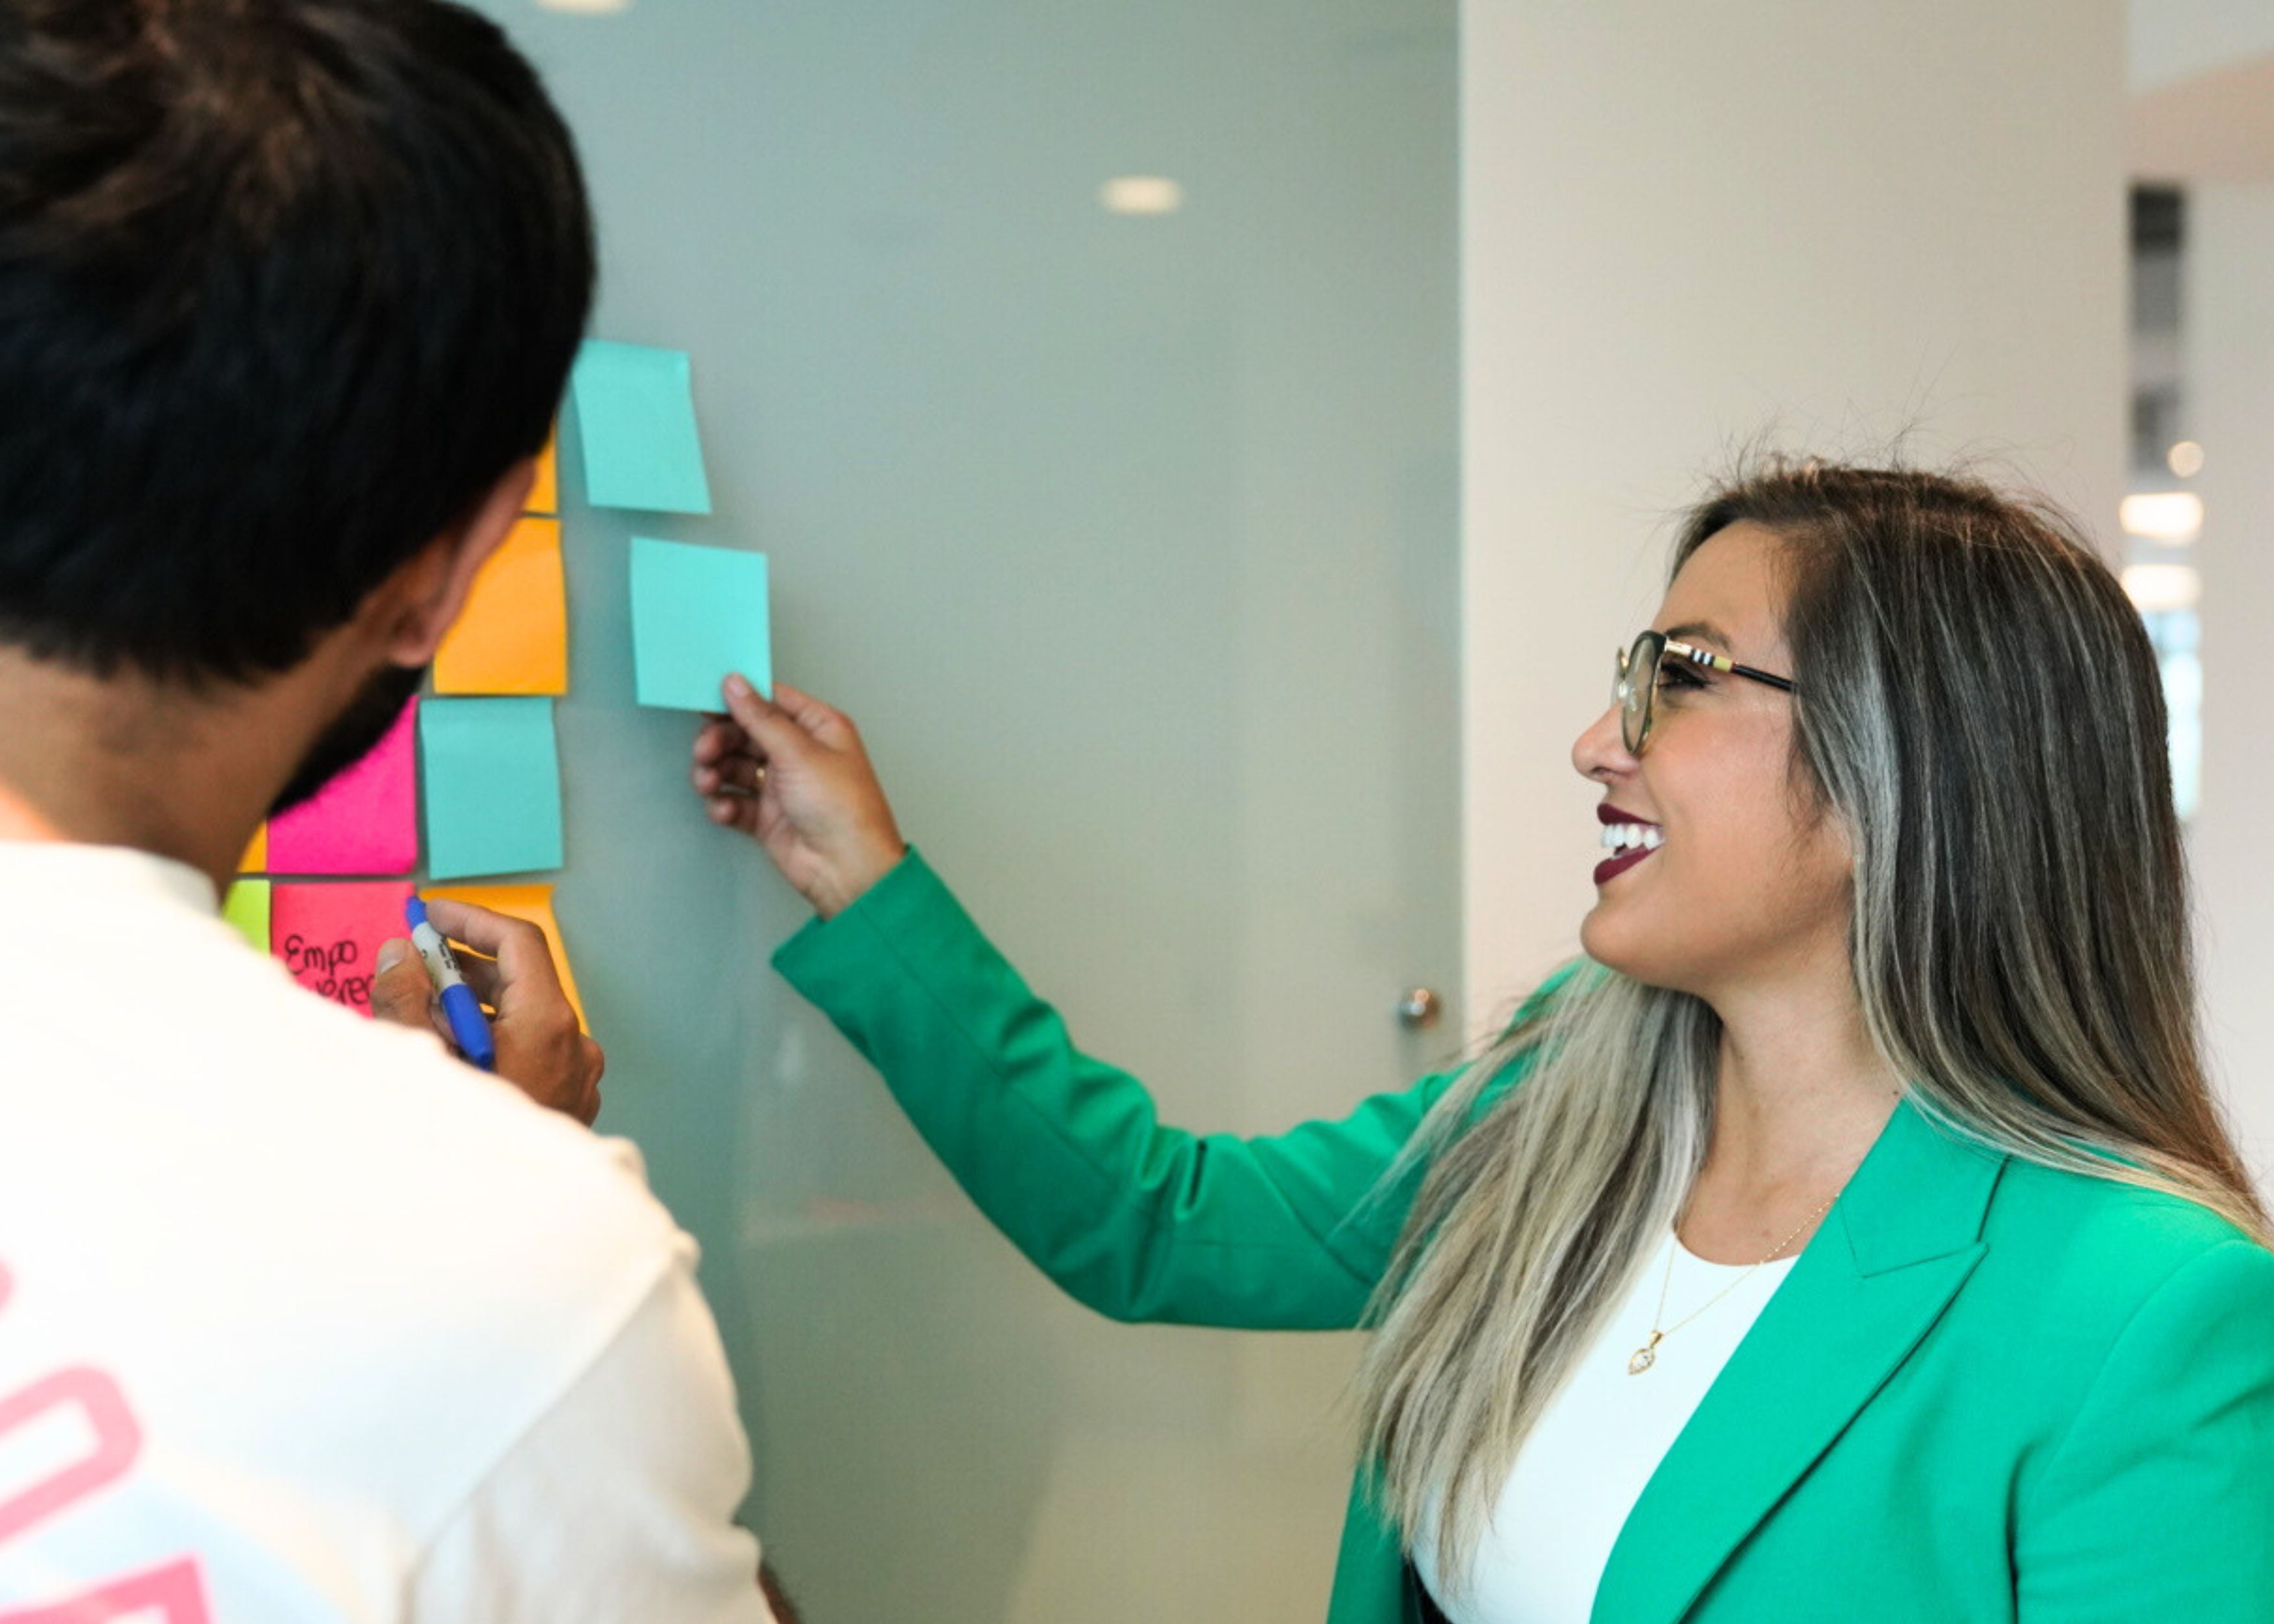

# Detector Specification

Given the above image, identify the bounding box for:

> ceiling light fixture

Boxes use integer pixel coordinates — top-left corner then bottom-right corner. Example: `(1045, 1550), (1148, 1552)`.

(1100, 177), (1184, 216)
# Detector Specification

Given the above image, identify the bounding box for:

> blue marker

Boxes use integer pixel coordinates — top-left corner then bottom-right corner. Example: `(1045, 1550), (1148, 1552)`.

(405, 897), (497, 1072)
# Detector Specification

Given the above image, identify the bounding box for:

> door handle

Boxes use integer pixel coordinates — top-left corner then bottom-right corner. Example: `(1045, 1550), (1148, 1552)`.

(1396, 988), (1442, 1031)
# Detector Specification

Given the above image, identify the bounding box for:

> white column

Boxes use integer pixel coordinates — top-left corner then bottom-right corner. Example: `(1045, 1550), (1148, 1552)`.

(1460, 0), (2128, 1034)
(2185, 183), (2274, 1180)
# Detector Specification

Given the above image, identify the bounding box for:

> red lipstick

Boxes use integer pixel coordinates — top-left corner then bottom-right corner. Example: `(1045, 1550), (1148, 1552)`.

(1593, 804), (1662, 887)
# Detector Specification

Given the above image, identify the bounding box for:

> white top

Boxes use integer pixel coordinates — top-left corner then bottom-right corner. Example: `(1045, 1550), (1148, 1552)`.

(1414, 1230), (1801, 1624)
(0, 841), (774, 1624)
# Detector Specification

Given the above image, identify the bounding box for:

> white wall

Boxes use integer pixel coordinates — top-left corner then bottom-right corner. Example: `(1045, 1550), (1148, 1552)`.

(2129, 0), (2274, 93)
(1459, 0), (2129, 1033)
(2185, 184), (2274, 1179)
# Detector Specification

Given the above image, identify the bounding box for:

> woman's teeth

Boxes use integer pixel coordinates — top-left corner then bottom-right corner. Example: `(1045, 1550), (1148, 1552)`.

(1600, 822), (1663, 853)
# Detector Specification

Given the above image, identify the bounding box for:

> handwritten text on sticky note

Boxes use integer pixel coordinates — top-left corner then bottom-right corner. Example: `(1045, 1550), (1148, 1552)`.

(272, 880), (414, 1014)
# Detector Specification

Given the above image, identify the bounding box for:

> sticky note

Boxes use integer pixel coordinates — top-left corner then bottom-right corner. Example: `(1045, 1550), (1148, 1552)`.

(272, 880), (414, 1015)
(530, 426), (559, 515)
(570, 340), (713, 514)
(239, 824), (268, 874)
(266, 698), (418, 876)
(435, 516), (568, 695)
(221, 880), (271, 954)
(630, 537), (772, 710)
(422, 883), (585, 1030)
(420, 697), (565, 880)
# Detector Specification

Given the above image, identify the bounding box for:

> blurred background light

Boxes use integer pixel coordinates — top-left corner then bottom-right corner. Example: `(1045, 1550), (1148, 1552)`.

(1099, 177), (1184, 216)
(2120, 489), (2205, 542)
(2123, 561), (2203, 612)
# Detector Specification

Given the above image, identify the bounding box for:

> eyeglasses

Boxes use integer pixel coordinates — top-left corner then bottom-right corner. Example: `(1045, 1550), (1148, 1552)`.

(1614, 630), (1796, 754)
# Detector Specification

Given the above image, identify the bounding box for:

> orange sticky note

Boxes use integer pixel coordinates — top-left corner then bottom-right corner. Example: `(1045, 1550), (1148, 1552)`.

(240, 824), (268, 873)
(420, 882), (585, 1030)
(530, 427), (559, 515)
(433, 516), (568, 695)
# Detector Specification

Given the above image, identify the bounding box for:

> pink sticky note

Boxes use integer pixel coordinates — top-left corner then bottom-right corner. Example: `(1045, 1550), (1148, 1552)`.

(271, 881), (414, 1016)
(266, 698), (418, 875)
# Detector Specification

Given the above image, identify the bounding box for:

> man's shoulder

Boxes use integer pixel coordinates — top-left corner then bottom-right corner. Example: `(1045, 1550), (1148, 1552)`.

(0, 920), (709, 1545)
(225, 956), (690, 1313)
(14, 913), (687, 1389)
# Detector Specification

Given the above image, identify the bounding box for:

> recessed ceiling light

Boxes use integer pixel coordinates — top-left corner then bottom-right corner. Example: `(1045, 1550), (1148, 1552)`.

(1100, 177), (1184, 216)
(2166, 440), (2205, 478)
(536, 0), (632, 14)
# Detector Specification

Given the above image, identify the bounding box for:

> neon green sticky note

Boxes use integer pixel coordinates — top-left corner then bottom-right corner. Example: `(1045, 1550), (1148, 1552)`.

(629, 537), (773, 711)
(419, 697), (565, 880)
(570, 340), (713, 514)
(221, 879), (271, 954)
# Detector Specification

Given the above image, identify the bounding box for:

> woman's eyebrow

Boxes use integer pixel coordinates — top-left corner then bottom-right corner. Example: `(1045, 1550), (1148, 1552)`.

(1662, 619), (1735, 650)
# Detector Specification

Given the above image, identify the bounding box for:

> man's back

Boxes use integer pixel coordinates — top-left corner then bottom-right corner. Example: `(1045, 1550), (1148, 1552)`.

(0, 842), (771, 1621)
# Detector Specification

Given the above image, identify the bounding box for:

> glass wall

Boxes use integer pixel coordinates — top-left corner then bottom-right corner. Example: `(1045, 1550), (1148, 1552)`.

(473, 4), (1462, 1619)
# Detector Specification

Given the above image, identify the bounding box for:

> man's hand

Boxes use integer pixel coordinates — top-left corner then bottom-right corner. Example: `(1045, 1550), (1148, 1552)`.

(689, 674), (907, 920)
(370, 900), (604, 1124)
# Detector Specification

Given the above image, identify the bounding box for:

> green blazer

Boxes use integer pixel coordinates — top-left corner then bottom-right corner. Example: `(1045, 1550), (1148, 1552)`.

(774, 851), (2274, 1623)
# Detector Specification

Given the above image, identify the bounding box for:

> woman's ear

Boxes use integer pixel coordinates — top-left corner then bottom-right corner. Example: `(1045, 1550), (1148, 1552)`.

(372, 457), (539, 667)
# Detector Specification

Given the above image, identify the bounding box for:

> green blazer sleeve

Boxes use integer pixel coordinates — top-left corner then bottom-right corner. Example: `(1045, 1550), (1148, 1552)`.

(771, 849), (1524, 1331)
(2013, 1237), (2274, 1621)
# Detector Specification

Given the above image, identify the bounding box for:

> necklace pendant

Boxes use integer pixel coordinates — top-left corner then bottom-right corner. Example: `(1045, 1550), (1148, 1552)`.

(1628, 1333), (1662, 1375)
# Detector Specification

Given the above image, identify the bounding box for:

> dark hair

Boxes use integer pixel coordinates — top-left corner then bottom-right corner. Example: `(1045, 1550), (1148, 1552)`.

(0, 0), (593, 681)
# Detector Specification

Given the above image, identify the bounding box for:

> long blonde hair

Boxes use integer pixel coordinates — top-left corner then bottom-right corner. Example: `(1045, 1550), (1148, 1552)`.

(1355, 460), (2268, 1585)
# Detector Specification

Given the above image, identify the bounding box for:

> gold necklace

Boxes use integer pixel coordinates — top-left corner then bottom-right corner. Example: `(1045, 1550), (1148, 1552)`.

(1626, 1193), (1838, 1376)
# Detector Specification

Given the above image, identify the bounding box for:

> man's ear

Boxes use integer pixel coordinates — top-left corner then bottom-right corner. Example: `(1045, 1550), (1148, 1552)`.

(377, 457), (539, 667)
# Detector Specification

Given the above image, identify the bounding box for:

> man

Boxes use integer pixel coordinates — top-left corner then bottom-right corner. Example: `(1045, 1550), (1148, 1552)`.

(0, 1), (780, 1618)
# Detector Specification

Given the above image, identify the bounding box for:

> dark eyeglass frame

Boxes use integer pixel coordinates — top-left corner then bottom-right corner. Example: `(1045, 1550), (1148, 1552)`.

(1614, 630), (1796, 754)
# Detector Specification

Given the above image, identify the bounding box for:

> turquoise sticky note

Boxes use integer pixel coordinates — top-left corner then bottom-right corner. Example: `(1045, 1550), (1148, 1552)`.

(570, 340), (713, 514)
(419, 698), (565, 880)
(630, 537), (773, 711)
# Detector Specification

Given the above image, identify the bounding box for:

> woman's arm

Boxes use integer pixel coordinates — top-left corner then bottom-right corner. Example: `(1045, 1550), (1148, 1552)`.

(688, 676), (1503, 1329)
(2013, 1238), (2274, 1620)
(772, 846), (1470, 1328)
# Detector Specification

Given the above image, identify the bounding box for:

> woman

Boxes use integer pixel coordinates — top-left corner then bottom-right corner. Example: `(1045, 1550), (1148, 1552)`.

(689, 461), (2274, 1623)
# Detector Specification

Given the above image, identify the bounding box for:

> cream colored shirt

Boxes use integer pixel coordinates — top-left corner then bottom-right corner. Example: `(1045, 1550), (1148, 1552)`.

(0, 841), (773, 1623)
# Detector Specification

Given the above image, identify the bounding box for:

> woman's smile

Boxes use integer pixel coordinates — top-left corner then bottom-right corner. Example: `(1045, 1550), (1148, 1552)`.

(1594, 804), (1662, 886)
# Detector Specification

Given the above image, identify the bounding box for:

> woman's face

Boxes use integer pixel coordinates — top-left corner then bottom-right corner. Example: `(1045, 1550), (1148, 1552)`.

(1571, 522), (1852, 999)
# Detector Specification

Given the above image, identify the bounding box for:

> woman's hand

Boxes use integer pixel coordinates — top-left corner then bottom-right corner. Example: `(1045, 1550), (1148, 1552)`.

(690, 674), (907, 919)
